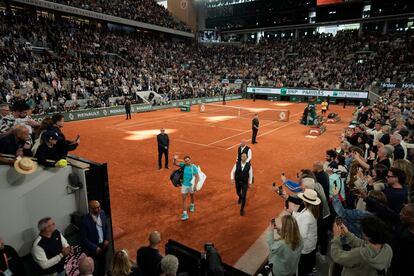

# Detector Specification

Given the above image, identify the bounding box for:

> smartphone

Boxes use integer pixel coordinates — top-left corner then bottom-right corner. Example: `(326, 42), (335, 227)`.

(277, 186), (283, 196)
(334, 180), (337, 189)
(335, 217), (343, 226)
(271, 218), (275, 225)
(272, 182), (276, 187)
(281, 172), (285, 176)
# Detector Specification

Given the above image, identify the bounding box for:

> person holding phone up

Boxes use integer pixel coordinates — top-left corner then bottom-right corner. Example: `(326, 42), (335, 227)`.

(267, 215), (303, 276)
(48, 114), (80, 157)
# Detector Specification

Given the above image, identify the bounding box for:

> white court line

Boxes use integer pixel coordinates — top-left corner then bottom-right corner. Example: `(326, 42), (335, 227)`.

(206, 119), (278, 146)
(174, 139), (224, 150)
(225, 112), (302, 150)
(169, 120), (247, 132)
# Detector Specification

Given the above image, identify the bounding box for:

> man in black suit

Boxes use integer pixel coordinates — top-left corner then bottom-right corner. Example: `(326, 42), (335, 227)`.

(157, 128), (169, 169)
(136, 231), (163, 276)
(231, 153), (253, 216)
(125, 98), (131, 120)
(252, 114), (259, 144)
(80, 200), (110, 276)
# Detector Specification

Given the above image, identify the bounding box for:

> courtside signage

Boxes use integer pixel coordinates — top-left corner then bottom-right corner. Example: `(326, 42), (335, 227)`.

(247, 87), (368, 99)
(32, 95), (242, 122)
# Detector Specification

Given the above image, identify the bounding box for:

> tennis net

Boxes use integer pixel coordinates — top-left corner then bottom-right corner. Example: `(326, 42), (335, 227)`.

(199, 103), (290, 122)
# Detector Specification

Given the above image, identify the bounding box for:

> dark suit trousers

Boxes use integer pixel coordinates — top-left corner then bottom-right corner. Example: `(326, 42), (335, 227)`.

(125, 109), (131, 119)
(252, 128), (258, 143)
(236, 180), (248, 211)
(93, 244), (107, 276)
(158, 147), (169, 168)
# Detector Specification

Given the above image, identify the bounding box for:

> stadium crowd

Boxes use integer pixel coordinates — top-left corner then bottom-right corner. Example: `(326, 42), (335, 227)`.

(1, 8), (414, 276)
(50, 0), (191, 32)
(1, 12), (413, 115)
(266, 88), (414, 276)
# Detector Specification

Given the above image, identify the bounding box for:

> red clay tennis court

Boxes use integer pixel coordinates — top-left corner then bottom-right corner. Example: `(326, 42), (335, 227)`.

(63, 99), (353, 265)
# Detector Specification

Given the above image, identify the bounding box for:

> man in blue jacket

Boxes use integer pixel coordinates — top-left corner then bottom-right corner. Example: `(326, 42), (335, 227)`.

(80, 200), (110, 276)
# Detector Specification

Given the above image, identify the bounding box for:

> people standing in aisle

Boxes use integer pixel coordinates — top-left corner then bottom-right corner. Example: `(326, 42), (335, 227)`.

(231, 153), (253, 216)
(252, 114), (259, 144)
(157, 128), (169, 170)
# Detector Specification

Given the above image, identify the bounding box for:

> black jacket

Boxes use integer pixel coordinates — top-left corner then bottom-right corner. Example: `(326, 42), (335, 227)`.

(157, 133), (169, 149)
(0, 133), (32, 156)
(48, 126), (78, 157)
(0, 245), (24, 276)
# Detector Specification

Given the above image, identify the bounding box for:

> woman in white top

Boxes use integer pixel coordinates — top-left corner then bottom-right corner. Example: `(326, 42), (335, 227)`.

(290, 189), (321, 276)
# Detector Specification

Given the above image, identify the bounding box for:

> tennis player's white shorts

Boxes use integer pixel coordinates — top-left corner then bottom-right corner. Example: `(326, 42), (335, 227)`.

(181, 185), (194, 194)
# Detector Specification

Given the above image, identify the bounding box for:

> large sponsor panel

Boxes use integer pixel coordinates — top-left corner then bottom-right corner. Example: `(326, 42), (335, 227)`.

(246, 87), (368, 99)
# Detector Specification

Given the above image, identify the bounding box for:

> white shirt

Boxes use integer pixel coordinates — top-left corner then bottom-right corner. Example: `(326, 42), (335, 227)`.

(293, 208), (318, 254)
(237, 146), (252, 163)
(92, 214), (104, 243)
(230, 161), (253, 184)
(32, 233), (69, 270)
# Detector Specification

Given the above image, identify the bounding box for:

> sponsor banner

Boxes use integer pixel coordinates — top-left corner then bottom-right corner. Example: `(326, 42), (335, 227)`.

(32, 95), (242, 122)
(247, 87), (368, 99)
(380, 82), (414, 89)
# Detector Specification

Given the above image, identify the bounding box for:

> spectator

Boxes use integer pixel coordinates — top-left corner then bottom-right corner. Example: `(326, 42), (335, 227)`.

(49, 114), (79, 157)
(390, 134), (405, 160)
(0, 236), (24, 276)
(267, 214), (303, 276)
(80, 200), (110, 276)
(324, 149), (338, 170)
(111, 250), (137, 276)
(79, 257), (94, 276)
(384, 168), (408, 213)
(0, 124), (32, 165)
(160, 255), (187, 276)
(136, 231), (162, 276)
(331, 216), (393, 276)
(34, 130), (65, 167)
(290, 189), (320, 276)
(0, 103), (13, 135)
(390, 203), (414, 276)
(312, 161), (330, 200)
(32, 217), (72, 276)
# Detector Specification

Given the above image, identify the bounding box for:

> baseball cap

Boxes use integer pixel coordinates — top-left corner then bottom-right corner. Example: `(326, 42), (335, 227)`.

(43, 130), (61, 141)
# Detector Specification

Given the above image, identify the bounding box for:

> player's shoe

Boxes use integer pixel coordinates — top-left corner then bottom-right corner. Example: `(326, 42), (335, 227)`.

(189, 203), (195, 212)
(181, 212), (189, 221)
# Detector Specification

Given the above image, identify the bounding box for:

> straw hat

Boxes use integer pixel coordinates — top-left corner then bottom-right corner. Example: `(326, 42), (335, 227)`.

(298, 189), (321, 206)
(14, 157), (38, 174)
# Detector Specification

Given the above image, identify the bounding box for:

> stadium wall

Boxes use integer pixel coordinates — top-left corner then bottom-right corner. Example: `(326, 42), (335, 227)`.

(32, 95), (243, 122)
(0, 164), (89, 255)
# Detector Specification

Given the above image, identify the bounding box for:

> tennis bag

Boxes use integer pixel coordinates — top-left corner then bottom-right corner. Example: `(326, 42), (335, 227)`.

(170, 166), (184, 187)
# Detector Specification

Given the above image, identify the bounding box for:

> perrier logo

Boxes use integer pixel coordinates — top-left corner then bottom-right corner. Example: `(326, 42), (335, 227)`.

(252, 88), (256, 92)
(281, 88), (287, 95)
(333, 91), (338, 96)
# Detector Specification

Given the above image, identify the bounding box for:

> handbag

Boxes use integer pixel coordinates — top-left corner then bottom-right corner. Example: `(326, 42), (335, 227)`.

(170, 166), (184, 187)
